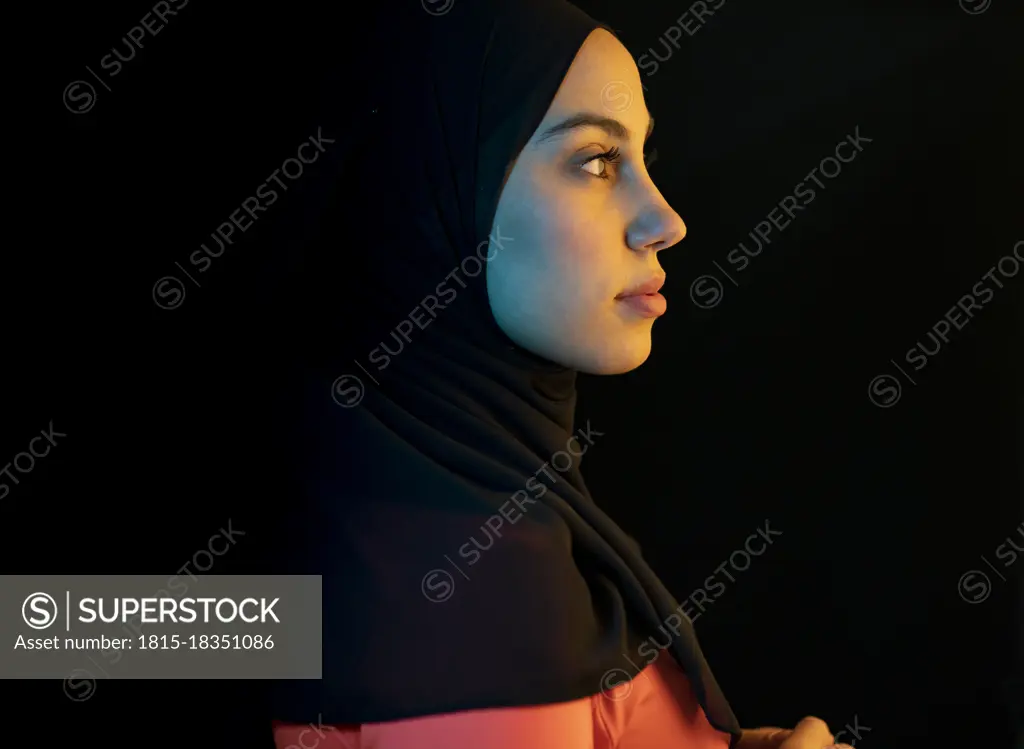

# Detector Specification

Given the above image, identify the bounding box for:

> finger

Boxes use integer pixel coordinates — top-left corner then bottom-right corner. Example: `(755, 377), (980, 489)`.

(737, 727), (794, 749)
(781, 716), (834, 748)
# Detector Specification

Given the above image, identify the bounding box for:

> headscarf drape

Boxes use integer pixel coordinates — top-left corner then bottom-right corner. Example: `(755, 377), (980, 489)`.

(269, 0), (741, 743)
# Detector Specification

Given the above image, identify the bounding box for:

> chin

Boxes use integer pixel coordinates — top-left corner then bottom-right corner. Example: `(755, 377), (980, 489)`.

(569, 334), (654, 375)
(500, 319), (655, 374)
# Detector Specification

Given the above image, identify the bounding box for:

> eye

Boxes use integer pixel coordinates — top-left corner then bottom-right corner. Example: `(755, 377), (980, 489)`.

(580, 146), (621, 180)
(581, 158), (608, 178)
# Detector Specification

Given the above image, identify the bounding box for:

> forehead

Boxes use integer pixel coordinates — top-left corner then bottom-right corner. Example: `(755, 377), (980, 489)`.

(539, 28), (648, 135)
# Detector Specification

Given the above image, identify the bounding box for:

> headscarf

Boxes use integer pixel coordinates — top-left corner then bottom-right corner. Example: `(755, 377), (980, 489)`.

(269, 0), (741, 742)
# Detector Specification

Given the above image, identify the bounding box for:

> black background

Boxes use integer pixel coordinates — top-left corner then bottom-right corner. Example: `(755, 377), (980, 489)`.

(6, 0), (1020, 746)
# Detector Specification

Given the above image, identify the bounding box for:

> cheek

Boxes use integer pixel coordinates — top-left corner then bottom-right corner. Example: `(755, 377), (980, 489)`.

(523, 180), (622, 304)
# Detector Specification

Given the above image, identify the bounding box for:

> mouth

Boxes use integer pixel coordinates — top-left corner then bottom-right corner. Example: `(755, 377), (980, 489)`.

(616, 292), (667, 317)
(615, 275), (668, 318)
(616, 274), (666, 299)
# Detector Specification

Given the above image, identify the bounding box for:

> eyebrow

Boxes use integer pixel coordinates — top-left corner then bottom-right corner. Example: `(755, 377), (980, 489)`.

(534, 111), (655, 145)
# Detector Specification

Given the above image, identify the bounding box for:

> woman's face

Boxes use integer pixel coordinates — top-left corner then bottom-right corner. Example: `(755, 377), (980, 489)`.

(487, 28), (686, 375)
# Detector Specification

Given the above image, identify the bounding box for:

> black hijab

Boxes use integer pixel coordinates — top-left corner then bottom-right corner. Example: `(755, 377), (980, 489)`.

(270, 0), (741, 743)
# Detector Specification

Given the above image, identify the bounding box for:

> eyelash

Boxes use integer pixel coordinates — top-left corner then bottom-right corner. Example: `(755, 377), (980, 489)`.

(582, 146), (622, 180)
(581, 145), (653, 181)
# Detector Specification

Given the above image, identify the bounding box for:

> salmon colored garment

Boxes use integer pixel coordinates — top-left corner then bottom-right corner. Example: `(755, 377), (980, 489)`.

(272, 654), (732, 749)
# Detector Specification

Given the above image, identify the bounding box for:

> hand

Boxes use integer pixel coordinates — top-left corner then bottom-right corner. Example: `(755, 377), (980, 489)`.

(737, 716), (854, 749)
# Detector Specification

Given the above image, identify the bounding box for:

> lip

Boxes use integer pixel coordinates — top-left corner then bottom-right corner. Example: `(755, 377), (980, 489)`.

(615, 274), (667, 317)
(617, 274), (666, 298)
(617, 292), (667, 317)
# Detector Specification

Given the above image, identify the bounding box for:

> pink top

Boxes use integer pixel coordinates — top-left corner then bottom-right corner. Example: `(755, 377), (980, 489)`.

(272, 652), (733, 748)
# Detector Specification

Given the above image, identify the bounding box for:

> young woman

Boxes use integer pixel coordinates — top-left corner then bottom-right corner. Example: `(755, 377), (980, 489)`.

(269, 0), (850, 747)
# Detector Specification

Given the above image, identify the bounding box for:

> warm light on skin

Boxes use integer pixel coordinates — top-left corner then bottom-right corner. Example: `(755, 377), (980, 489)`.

(486, 28), (687, 375)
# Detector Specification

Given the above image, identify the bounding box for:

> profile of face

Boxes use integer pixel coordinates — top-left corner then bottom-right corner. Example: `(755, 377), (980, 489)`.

(486, 28), (686, 375)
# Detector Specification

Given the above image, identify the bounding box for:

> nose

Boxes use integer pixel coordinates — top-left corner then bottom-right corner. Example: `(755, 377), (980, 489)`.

(626, 200), (687, 253)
